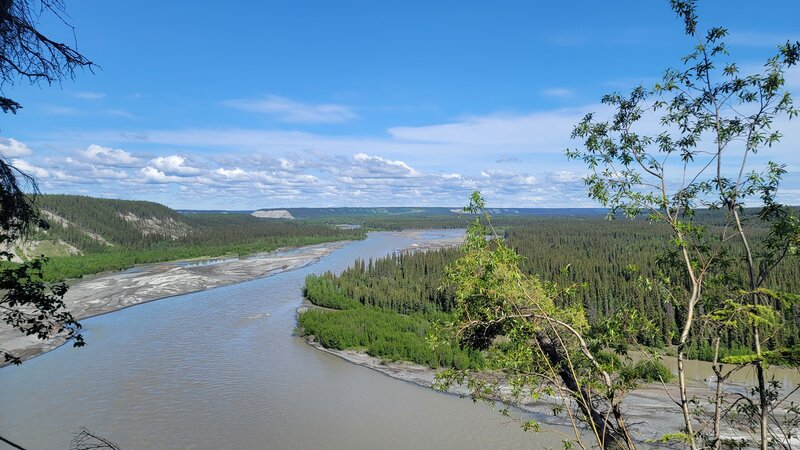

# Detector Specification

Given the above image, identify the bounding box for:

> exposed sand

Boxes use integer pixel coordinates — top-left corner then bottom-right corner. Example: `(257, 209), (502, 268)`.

(392, 229), (464, 254)
(0, 241), (348, 364)
(305, 341), (800, 445)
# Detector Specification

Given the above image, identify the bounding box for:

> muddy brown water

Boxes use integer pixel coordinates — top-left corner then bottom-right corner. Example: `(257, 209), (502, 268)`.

(0, 231), (563, 450)
(5, 230), (794, 449)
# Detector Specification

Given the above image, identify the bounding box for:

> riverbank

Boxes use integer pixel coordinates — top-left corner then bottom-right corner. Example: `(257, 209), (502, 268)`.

(303, 339), (682, 442)
(306, 334), (800, 447)
(0, 241), (349, 364)
(305, 339), (792, 445)
(1, 229), (466, 366)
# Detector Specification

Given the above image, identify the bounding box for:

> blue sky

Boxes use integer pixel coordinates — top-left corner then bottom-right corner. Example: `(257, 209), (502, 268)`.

(0, 0), (798, 209)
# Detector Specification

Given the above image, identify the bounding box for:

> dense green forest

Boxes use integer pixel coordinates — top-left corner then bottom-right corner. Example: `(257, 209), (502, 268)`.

(298, 273), (484, 369)
(19, 195), (365, 280)
(20, 195), (800, 360)
(300, 208), (605, 231)
(17, 195), (609, 280)
(300, 214), (800, 362)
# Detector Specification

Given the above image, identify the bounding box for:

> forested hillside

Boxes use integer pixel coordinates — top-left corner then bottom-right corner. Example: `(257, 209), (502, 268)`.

(17, 195), (365, 280)
(300, 214), (800, 362)
(35, 194), (191, 251)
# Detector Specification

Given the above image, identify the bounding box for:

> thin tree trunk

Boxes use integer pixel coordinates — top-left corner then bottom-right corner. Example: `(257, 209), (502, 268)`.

(712, 336), (723, 450)
(754, 327), (769, 450)
(731, 207), (769, 450)
(676, 242), (701, 450)
(536, 332), (631, 449)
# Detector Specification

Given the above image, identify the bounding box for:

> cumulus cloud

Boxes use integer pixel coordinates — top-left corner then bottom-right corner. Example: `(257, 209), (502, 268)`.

(89, 166), (130, 180)
(79, 144), (141, 166)
(27, 146), (607, 207)
(0, 138), (32, 157)
(481, 169), (538, 186)
(224, 95), (358, 124)
(212, 167), (252, 181)
(150, 155), (203, 176)
(139, 167), (186, 184)
(26, 93), (800, 207)
(349, 153), (420, 178)
(12, 159), (50, 178)
(547, 170), (582, 183)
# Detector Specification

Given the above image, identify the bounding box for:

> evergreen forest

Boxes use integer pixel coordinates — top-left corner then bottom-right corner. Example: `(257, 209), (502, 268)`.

(299, 212), (800, 363)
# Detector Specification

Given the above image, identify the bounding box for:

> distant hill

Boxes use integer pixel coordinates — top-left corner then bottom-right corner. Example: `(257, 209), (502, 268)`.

(14, 195), (366, 279)
(34, 195), (192, 254)
(251, 209), (294, 219)
(15, 195), (606, 262)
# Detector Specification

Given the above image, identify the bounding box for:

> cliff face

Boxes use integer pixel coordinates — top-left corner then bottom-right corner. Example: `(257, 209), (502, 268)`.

(251, 209), (294, 219)
(9, 194), (195, 259)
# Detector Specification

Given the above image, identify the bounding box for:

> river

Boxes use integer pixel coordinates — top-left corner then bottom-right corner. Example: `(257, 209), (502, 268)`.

(0, 230), (559, 450)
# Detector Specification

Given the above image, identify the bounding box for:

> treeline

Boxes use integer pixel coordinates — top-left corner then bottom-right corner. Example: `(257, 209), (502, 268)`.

(298, 273), (484, 369)
(301, 214), (800, 362)
(305, 212), (605, 232)
(503, 216), (800, 358)
(298, 307), (484, 369)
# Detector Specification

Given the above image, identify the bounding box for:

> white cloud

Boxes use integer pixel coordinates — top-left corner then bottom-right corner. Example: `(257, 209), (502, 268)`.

(212, 167), (252, 181)
(224, 95), (358, 124)
(150, 155), (202, 176)
(73, 91), (106, 100)
(25, 93), (800, 207)
(79, 144), (141, 166)
(11, 159), (50, 178)
(388, 106), (598, 153)
(89, 166), (129, 179)
(50, 169), (81, 182)
(481, 169), (538, 186)
(350, 153), (420, 178)
(0, 138), (32, 157)
(139, 167), (186, 184)
(106, 109), (135, 119)
(547, 170), (582, 183)
(41, 105), (79, 115)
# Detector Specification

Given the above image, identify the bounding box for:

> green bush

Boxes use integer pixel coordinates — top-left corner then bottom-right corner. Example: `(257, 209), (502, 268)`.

(620, 360), (673, 383)
(297, 307), (484, 370)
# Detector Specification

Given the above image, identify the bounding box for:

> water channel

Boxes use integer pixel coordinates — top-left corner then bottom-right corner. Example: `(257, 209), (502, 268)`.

(0, 231), (555, 449)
